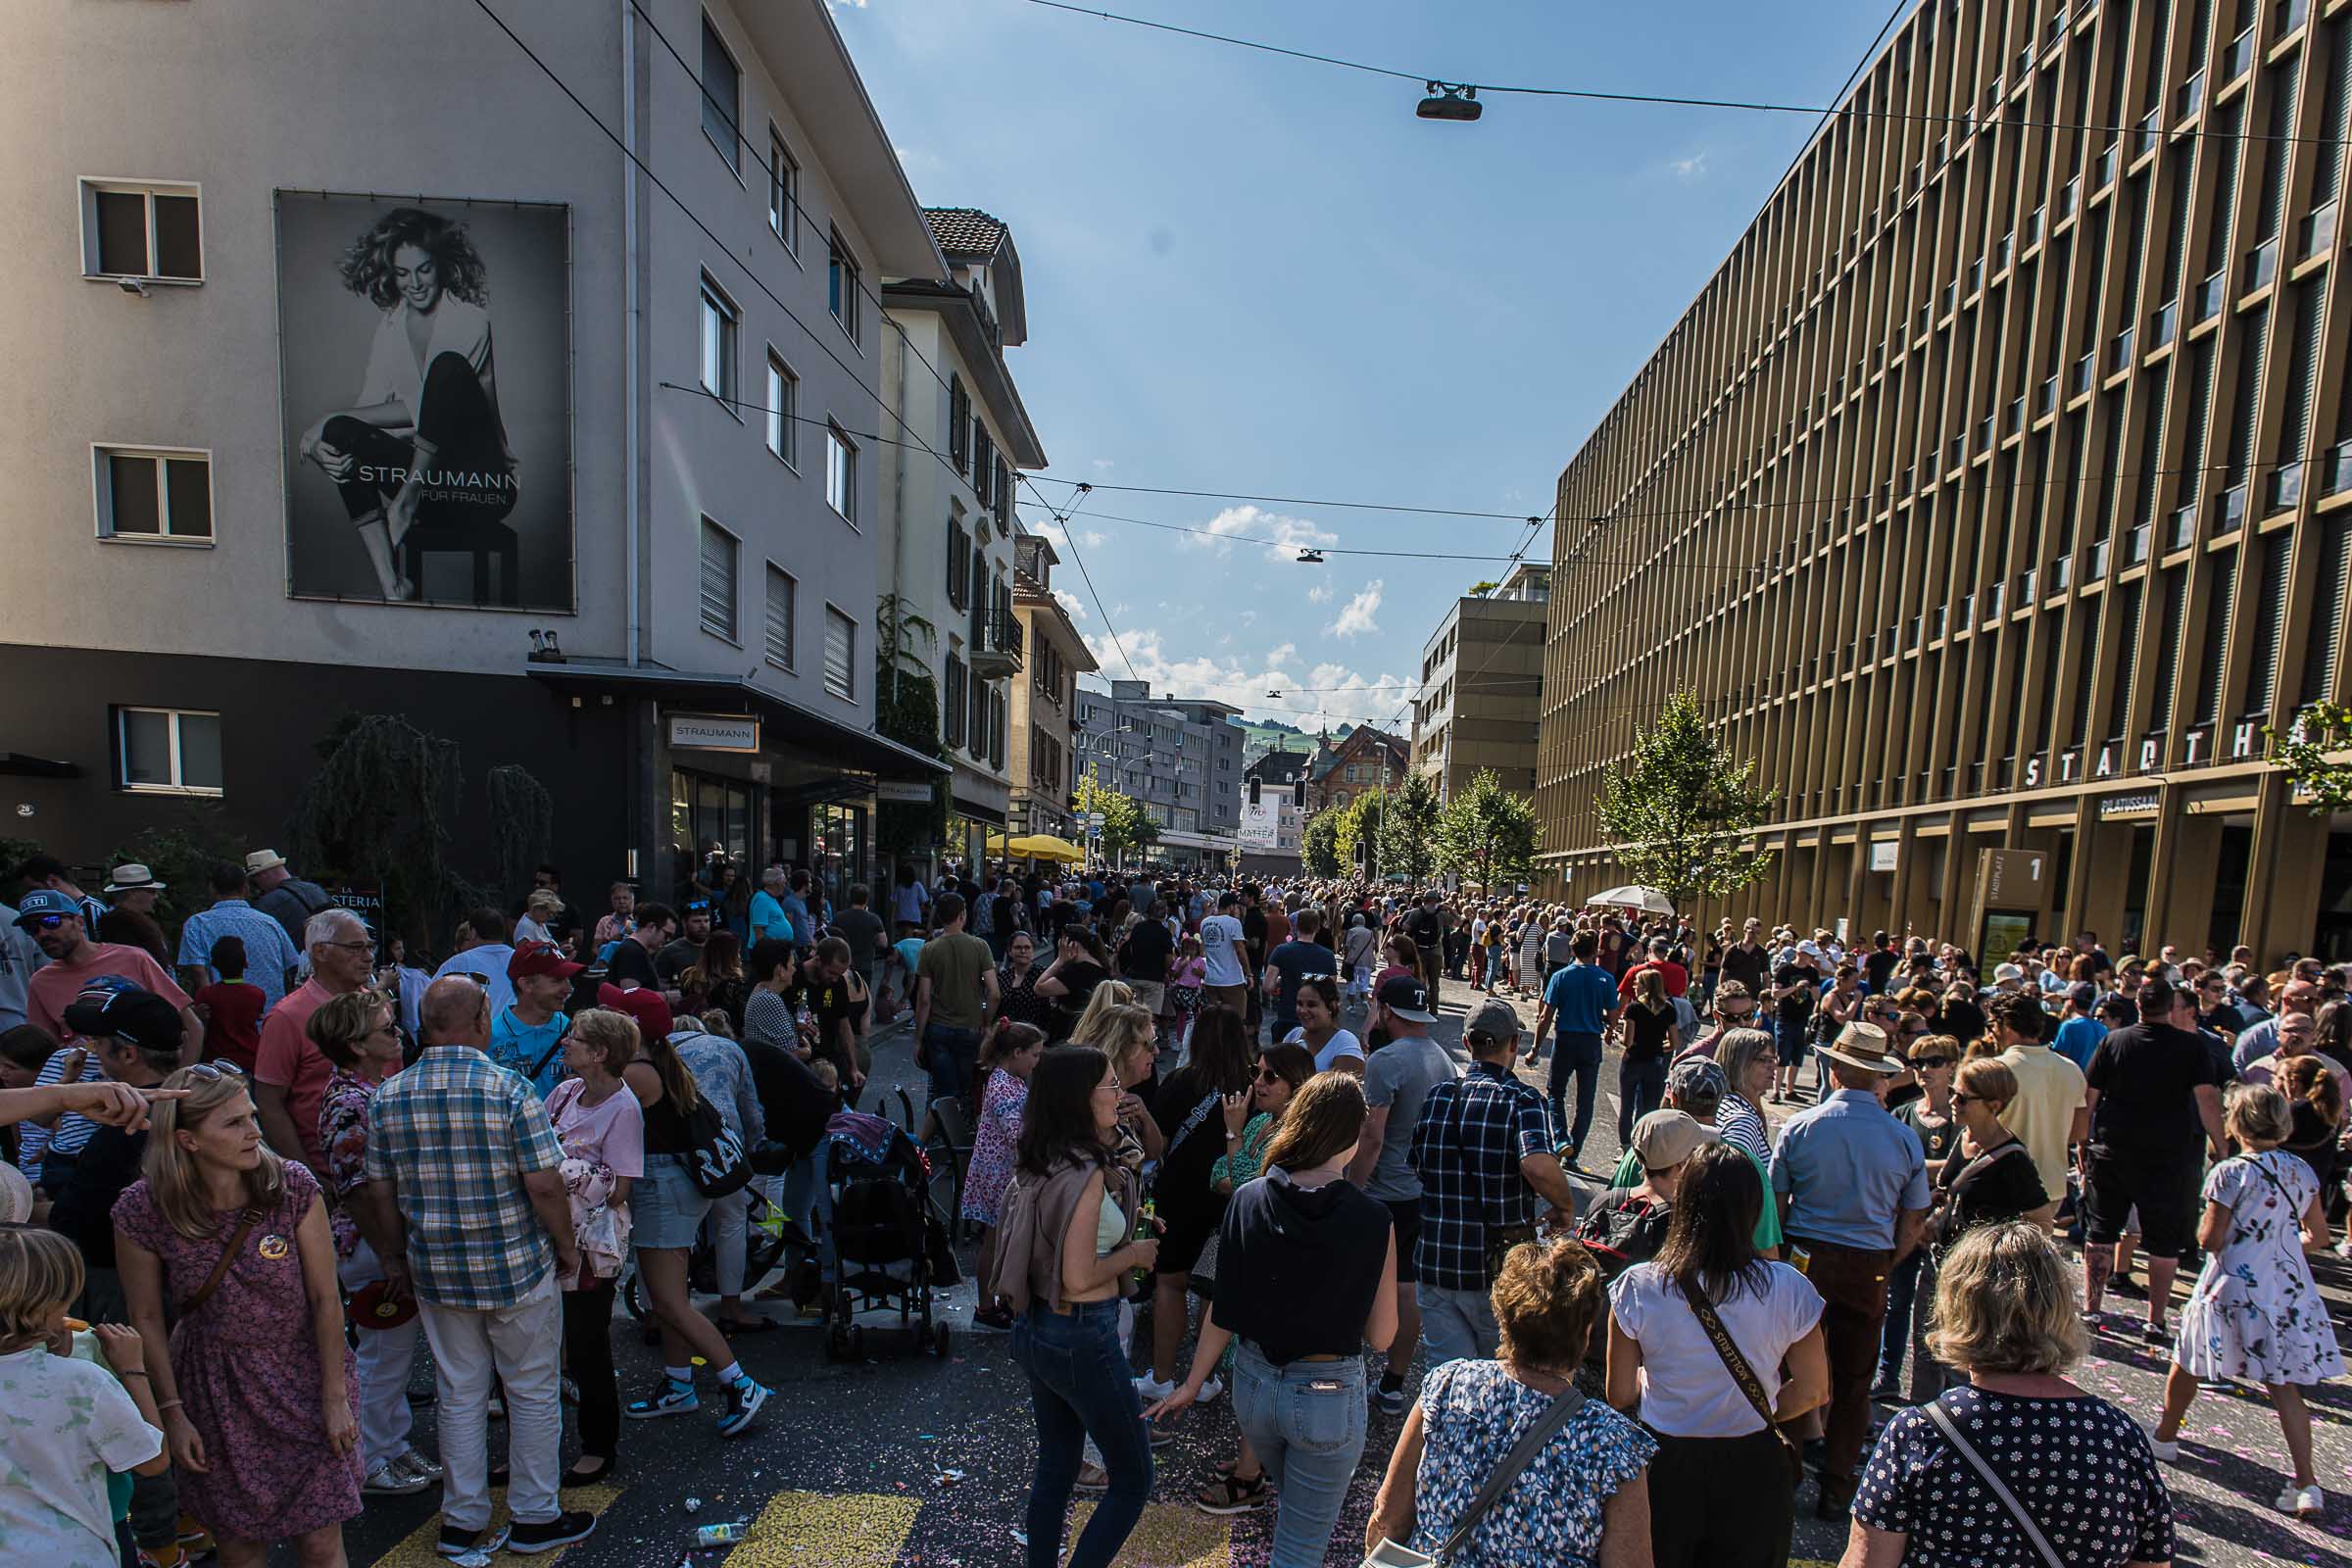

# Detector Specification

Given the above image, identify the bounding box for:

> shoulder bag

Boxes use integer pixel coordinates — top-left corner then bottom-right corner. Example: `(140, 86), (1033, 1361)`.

(184, 1206), (264, 1315)
(1677, 1277), (1805, 1485)
(1923, 1396), (2065, 1568)
(679, 1091), (753, 1198)
(1361, 1386), (1587, 1567)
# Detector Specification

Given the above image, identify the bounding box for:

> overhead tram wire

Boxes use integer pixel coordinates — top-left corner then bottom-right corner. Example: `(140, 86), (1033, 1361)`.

(1023, 0), (2351, 148)
(1020, 476), (1139, 683)
(1378, 505), (1554, 736)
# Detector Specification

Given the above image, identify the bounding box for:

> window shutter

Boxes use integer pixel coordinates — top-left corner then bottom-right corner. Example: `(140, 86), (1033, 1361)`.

(995, 457), (1010, 526)
(949, 376), (968, 474)
(699, 520), (736, 639)
(2315, 19), (2351, 207)
(2163, 147), (2194, 295)
(2298, 516), (2352, 705)
(2225, 311), (2268, 484)
(2281, 281), (2325, 466)
(2193, 549), (2237, 726)
(945, 658), (966, 747)
(2247, 531), (2294, 714)
(2257, 74), (2298, 243)
(2205, 101), (2244, 267)
(2108, 579), (2144, 740)
(2180, 339), (2217, 483)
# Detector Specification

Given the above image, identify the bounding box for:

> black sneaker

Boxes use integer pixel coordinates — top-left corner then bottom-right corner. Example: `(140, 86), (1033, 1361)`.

(436, 1523), (511, 1559)
(508, 1511), (597, 1554)
(715, 1374), (770, 1438)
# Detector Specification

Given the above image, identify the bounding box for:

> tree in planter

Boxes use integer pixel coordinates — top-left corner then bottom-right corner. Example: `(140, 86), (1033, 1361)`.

(874, 594), (947, 861)
(1593, 690), (1778, 911)
(2268, 703), (2352, 813)
(1434, 768), (1539, 892)
(1301, 808), (1343, 877)
(287, 713), (490, 955)
(487, 764), (555, 908)
(1376, 772), (1443, 885)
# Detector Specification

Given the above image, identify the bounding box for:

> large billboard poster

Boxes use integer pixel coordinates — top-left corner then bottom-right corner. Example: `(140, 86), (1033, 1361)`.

(275, 193), (572, 609)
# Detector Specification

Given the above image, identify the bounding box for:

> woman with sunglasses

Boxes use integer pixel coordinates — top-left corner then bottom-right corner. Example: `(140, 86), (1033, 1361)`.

(1875, 1034), (1959, 1399)
(1902, 1057), (2045, 1399)
(113, 1062), (363, 1567)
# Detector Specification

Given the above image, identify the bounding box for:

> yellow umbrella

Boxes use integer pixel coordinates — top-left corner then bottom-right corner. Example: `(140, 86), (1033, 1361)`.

(1005, 833), (1085, 863)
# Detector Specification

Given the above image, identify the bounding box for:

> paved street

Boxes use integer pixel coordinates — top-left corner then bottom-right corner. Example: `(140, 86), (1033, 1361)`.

(340, 987), (2352, 1568)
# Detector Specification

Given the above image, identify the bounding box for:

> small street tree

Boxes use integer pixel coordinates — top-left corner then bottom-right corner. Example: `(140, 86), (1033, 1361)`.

(1377, 772), (1442, 884)
(1594, 690), (1778, 910)
(1074, 774), (1156, 862)
(1435, 768), (1539, 890)
(2268, 703), (2352, 813)
(1332, 789), (1385, 878)
(1301, 808), (1343, 877)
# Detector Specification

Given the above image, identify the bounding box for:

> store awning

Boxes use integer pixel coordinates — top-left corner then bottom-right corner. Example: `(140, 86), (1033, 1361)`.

(524, 660), (948, 779)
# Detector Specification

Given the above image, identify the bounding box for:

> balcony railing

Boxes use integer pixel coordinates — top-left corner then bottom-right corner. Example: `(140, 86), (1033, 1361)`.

(2008, 394), (2027, 435)
(2017, 45), (2034, 78)
(2325, 438), (2352, 498)
(2109, 325), (2136, 373)
(1933, 604), (1950, 640)
(2038, 373), (2060, 416)
(1907, 614), (1924, 649)
(2049, 553), (2074, 593)
(1994, 232), (2014, 272)
(2093, 143), (2120, 188)
(2268, 464), (2303, 514)
(1946, 436), (1965, 470)
(2246, 237), (2279, 290)
(2149, 297), (2180, 349)
(2018, 567), (2039, 605)
(2167, 500), (2201, 553)
(1956, 592), (1976, 626)
(2071, 351), (2095, 397)
(2124, 522), (2153, 566)
(2026, 204), (2046, 247)
(1966, 258), (1984, 295)
(1979, 413), (1997, 450)
(1940, 280), (1959, 317)
(2299, 200), (2338, 262)
(970, 606), (1025, 676)
(2057, 174), (2082, 220)
(2221, 25), (2256, 82)
(1984, 581), (2006, 619)
(2178, 71), (2206, 121)
(2084, 538), (2112, 579)
(2194, 270), (2228, 323)
(2137, 106), (2162, 158)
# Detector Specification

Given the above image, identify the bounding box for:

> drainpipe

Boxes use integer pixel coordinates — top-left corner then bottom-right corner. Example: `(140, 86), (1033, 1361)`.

(621, 0), (643, 669)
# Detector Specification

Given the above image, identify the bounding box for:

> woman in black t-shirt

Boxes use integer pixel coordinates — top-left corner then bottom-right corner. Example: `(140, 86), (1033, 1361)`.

(1619, 968), (1677, 1144)
(1035, 928), (1111, 1045)
(1899, 1057), (2047, 1400)
(1141, 1007), (1253, 1401)
(1770, 960), (1815, 1101)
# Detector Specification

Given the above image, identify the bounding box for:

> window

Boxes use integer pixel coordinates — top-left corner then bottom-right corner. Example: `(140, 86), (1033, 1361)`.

(824, 423), (857, 522)
(699, 275), (738, 406)
(766, 128), (798, 250)
(822, 607), (857, 701)
(827, 229), (860, 342)
(94, 446), (211, 541)
(116, 707), (220, 795)
(762, 564), (796, 669)
(701, 16), (741, 173)
(763, 351), (796, 466)
(948, 375), (970, 474)
(947, 518), (971, 610)
(994, 455), (1011, 526)
(80, 180), (201, 281)
(699, 516), (739, 641)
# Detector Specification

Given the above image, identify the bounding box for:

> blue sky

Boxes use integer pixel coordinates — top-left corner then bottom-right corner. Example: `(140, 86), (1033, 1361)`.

(834, 0), (1897, 730)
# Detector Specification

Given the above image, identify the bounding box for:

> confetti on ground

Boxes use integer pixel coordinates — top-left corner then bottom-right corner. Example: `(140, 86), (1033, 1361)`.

(718, 1490), (923, 1566)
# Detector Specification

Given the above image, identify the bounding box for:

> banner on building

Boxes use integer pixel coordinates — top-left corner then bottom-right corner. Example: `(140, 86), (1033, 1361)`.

(275, 193), (573, 610)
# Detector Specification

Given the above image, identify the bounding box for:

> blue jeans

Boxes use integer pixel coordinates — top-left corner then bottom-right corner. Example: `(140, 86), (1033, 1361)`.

(1232, 1342), (1366, 1568)
(1011, 1301), (1152, 1568)
(922, 1022), (983, 1107)
(1548, 1031), (1603, 1155)
(1618, 1054), (1667, 1145)
(1876, 1246), (1927, 1391)
(1419, 1283), (1500, 1367)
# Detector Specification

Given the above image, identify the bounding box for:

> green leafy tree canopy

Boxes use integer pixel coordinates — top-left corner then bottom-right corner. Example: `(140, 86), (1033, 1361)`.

(1593, 691), (1778, 909)
(1301, 808), (1343, 877)
(1434, 769), (1539, 890)
(1377, 772), (1442, 884)
(2269, 703), (2352, 814)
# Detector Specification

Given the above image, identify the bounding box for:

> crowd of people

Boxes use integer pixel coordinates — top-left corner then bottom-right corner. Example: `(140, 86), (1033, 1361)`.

(1, 843), (2346, 1568)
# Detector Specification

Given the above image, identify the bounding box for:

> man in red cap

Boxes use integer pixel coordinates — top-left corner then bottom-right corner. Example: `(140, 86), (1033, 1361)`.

(490, 941), (585, 1099)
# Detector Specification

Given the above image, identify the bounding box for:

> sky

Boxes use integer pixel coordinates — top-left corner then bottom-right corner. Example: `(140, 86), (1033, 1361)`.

(831, 0), (1900, 732)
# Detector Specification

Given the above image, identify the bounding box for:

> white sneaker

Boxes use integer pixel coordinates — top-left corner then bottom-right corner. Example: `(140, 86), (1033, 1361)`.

(2140, 1422), (2180, 1463)
(2276, 1483), (2325, 1520)
(364, 1455), (432, 1495)
(1131, 1372), (1175, 1401)
(1195, 1375), (1224, 1404)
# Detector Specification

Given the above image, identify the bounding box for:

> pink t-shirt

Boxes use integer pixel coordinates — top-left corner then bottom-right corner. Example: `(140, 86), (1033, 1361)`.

(26, 943), (190, 1048)
(545, 1078), (645, 1179)
(255, 978), (341, 1170)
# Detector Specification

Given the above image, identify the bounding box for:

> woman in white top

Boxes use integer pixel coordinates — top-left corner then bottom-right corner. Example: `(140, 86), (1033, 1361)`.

(1281, 978), (1364, 1076)
(1340, 914), (1379, 1004)
(1607, 1142), (1830, 1568)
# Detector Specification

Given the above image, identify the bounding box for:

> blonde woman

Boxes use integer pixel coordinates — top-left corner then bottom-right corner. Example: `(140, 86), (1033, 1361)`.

(112, 1065), (362, 1568)
(545, 1008), (645, 1486)
(1844, 1223), (2171, 1568)
(2148, 1084), (2342, 1520)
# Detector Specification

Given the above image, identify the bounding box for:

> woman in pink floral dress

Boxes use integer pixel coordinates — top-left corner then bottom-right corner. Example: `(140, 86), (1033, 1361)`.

(114, 1065), (363, 1566)
(964, 1020), (1045, 1329)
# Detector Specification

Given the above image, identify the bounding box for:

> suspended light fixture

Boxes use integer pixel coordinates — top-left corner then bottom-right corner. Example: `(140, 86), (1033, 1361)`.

(1416, 82), (1481, 122)
(1297, 548), (1327, 564)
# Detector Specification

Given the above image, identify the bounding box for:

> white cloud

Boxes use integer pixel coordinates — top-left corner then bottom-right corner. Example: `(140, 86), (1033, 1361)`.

(1076, 625), (1406, 726)
(1326, 579), (1385, 639)
(1668, 151), (1708, 179)
(1080, 528), (1105, 548)
(1092, 458), (1116, 472)
(1053, 588), (1088, 622)
(1305, 582), (1332, 605)
(1177, 504), (1340, 564)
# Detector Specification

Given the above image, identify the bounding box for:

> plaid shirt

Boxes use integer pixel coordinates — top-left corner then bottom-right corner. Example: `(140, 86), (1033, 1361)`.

(1407, 1061), (1554, 1293)
(366, 1045), (564, 1310)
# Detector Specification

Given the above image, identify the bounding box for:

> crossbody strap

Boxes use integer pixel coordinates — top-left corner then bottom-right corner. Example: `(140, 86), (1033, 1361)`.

(1677, 1278), (1802, 1465)
(1923, 1398), (2066, 1568)
(1433, 1387), (1586, 1562)
(184, 1207), (263, 1316)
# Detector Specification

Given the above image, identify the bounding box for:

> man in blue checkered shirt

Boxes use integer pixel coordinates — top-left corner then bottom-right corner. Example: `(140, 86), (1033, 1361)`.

(367, 976), (592, 1557)
(1407, 998), (1579, 1367)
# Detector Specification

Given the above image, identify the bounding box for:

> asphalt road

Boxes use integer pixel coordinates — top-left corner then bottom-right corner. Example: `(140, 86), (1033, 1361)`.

(333, 981), (2352, 1568)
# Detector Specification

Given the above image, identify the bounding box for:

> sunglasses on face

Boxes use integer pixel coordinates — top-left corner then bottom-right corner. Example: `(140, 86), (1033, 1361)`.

(1912, 1054), (1950, 1069)
(1254, 1067), (1285, 1085)
(27, 915), (67, 932)
(1950, 1092), (1976, 1107)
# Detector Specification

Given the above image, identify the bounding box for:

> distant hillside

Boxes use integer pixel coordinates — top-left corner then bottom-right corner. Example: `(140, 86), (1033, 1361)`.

(1238, 716), (1353, 760)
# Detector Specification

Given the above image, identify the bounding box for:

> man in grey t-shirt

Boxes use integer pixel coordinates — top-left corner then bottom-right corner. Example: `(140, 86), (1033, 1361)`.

(1347, 972), (1460, 1414)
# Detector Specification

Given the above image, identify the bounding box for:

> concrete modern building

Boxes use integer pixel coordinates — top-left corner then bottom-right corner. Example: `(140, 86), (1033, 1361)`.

(1536, 0), (2352, 963)
(1009, 531), (1095, 840)
(1408, 563), (1548, 803)
(879, 207), (1046, 867)
(1071, 681), (1243, 865)
(0, 0), (953, 913)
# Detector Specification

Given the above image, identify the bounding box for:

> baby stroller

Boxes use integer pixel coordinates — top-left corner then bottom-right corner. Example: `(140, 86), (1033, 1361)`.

(783, 1110), (961, 1361)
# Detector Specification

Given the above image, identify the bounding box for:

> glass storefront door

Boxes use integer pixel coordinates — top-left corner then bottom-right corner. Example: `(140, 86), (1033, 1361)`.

(669, 768), (761, 906)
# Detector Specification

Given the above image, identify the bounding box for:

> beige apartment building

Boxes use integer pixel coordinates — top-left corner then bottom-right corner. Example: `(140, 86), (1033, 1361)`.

(1008, 531), (1095, 840)
(1409, 563), (1548, 802)
(1537, 0), (2352, 963)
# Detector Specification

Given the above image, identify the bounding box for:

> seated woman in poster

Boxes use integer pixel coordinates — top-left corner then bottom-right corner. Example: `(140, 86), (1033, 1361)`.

(298, 206), (517, 602)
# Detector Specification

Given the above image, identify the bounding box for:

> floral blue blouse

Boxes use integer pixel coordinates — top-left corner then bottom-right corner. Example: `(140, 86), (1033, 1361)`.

(1408, 1359), (1655, 1566)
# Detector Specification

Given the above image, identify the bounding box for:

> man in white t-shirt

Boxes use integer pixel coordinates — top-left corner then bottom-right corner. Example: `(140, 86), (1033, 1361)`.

(1198, 891), (1250, 1015)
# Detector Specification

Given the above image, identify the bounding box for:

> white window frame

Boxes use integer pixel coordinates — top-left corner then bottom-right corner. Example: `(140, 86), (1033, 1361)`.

(699, 515), (741, 644)
(767, 125), (799, 255)
(78, 178), (203, 284)
(824, 421), (858, 525)
(764, 349), (798, 468)
(822, 605), (858, 702)
(91, 443), (214, 545)
(763, 563), (797, 671)
(115, 706), (221, 796)
(699, 272), (739, 414)
(700, 14), (743, 178)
